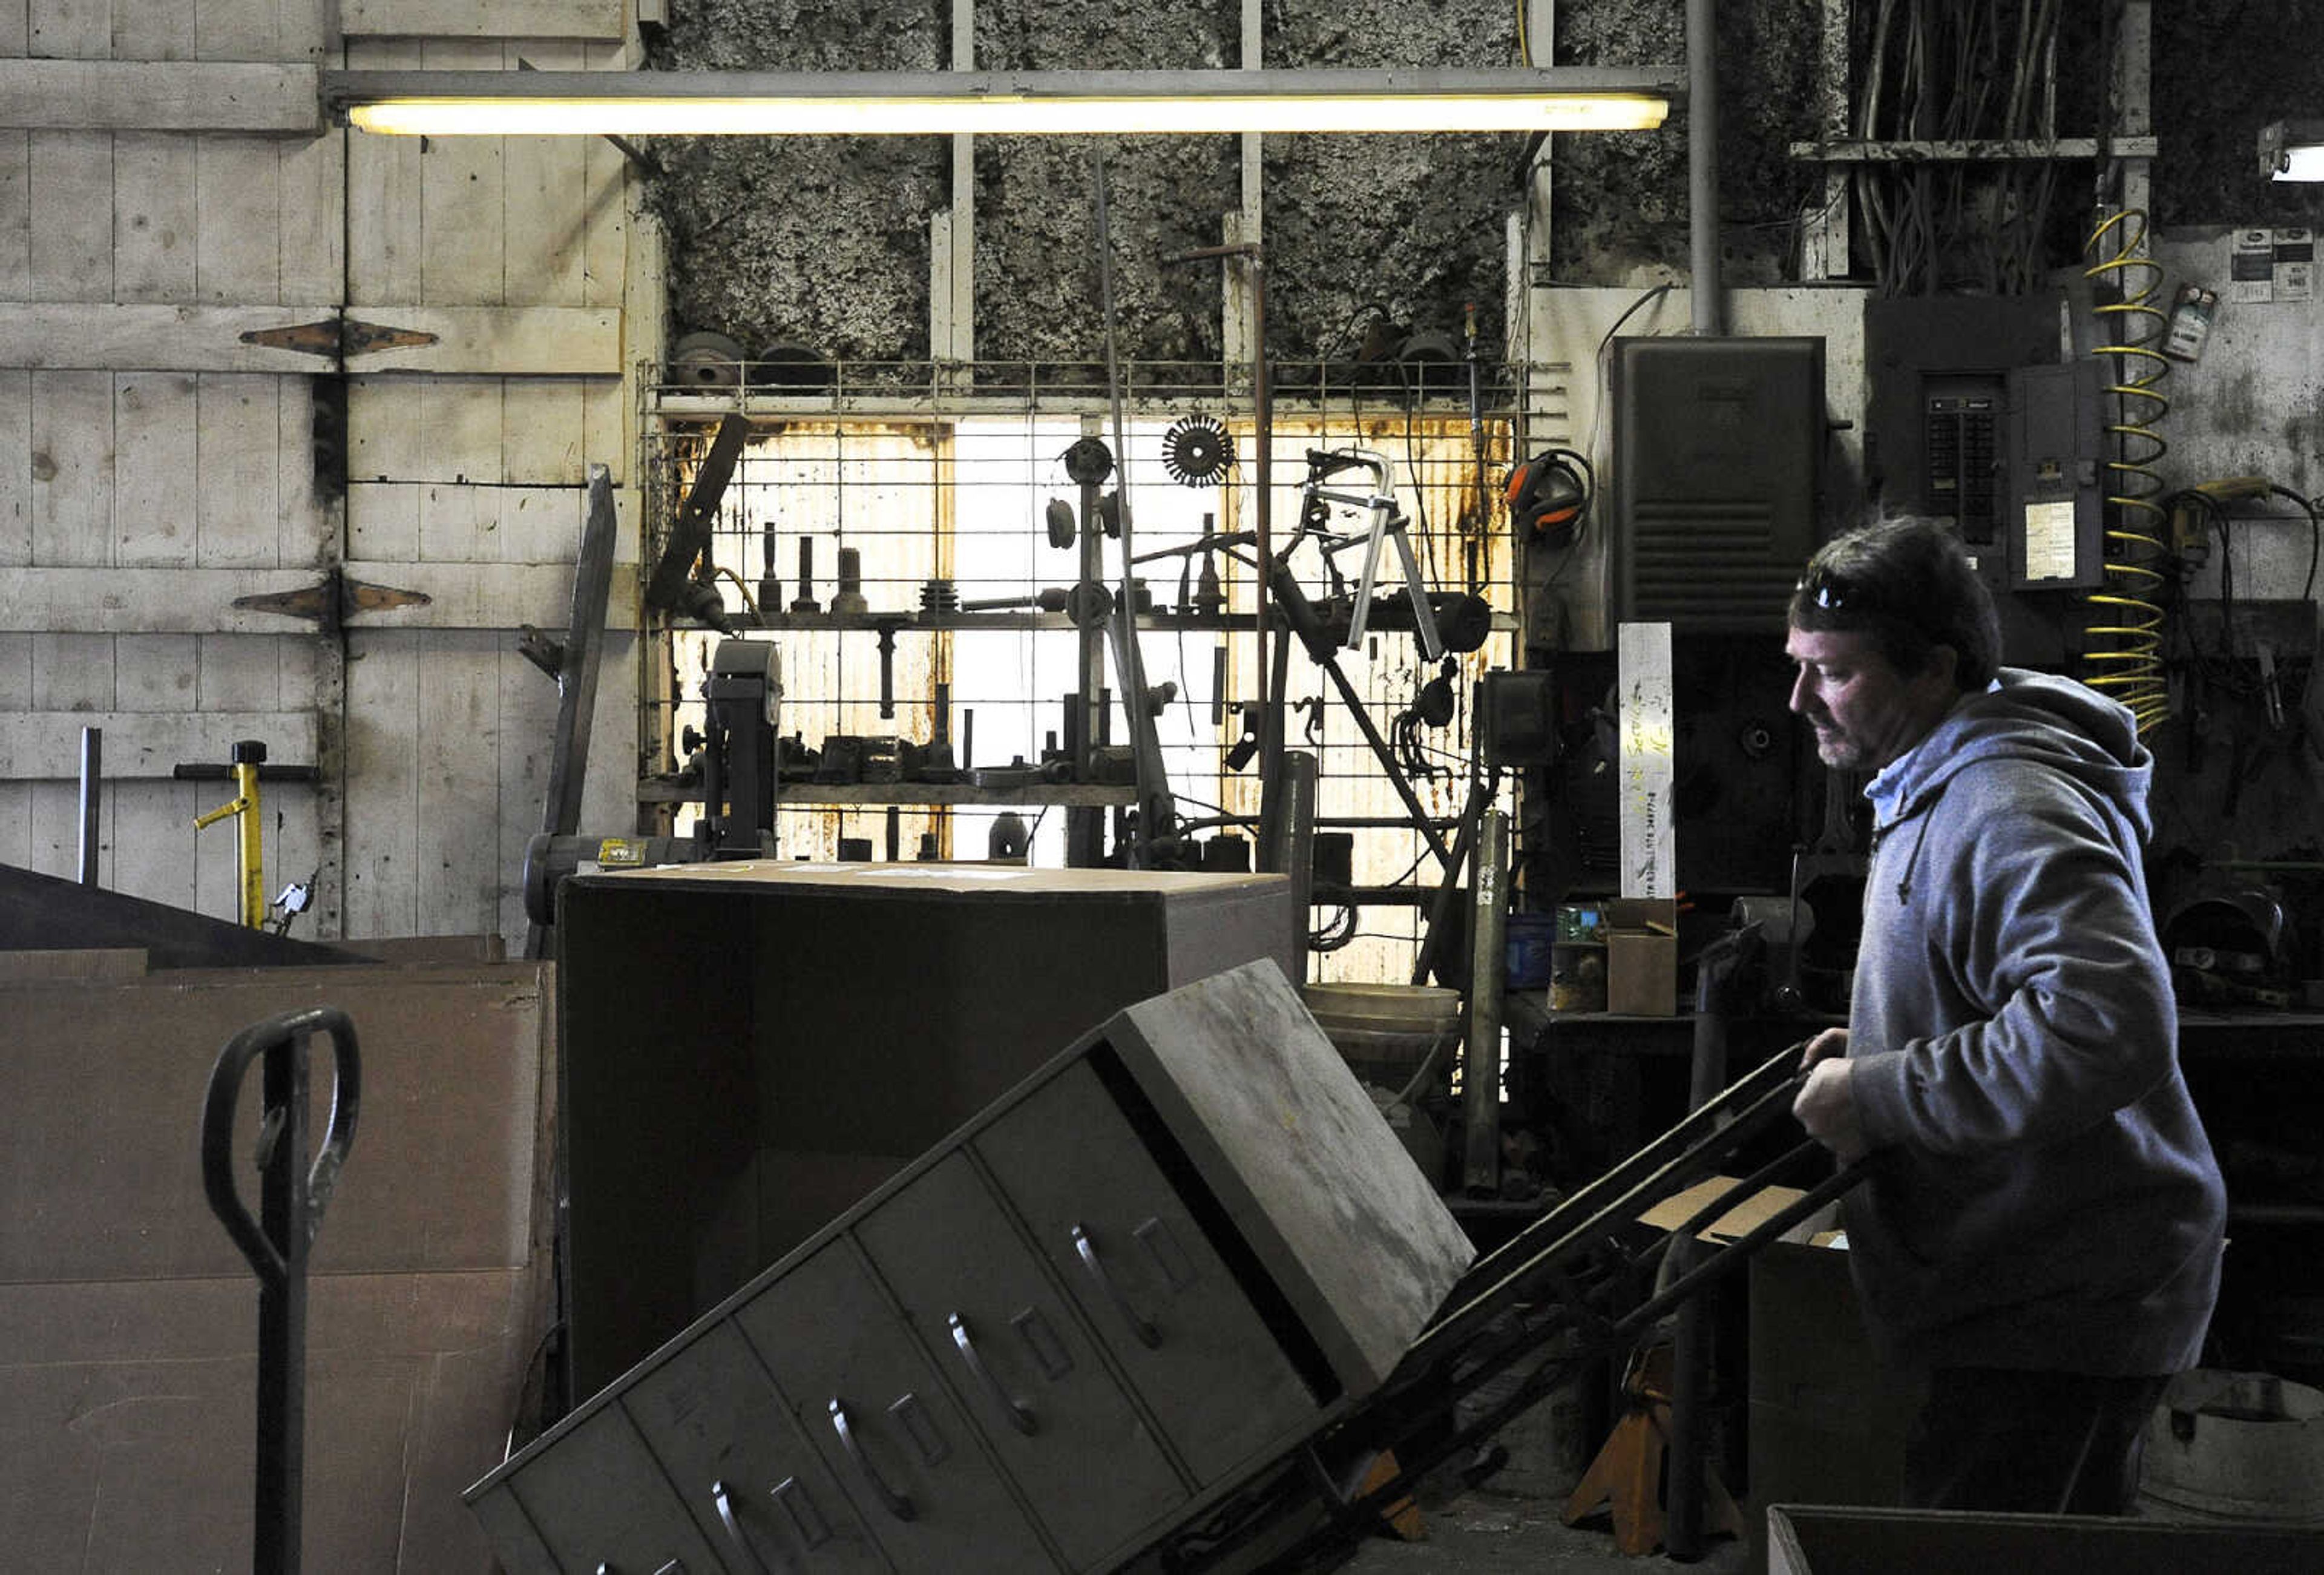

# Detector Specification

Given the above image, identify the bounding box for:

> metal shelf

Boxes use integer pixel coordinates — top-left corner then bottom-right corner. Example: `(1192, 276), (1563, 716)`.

(724, 609), (1263, 634)
(637, 774), (1133, 809)
(776, 783), (1135, 807)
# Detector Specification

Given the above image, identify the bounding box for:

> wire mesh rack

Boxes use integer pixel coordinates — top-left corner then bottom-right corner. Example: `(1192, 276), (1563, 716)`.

(637, 358), (1571, 985)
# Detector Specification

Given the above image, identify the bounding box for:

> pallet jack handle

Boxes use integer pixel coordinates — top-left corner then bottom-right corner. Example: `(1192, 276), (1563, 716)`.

(201, 1006), (361, 1575)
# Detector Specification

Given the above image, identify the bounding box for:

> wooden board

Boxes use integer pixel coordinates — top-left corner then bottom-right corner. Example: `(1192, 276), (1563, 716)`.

(0, 564), (640, 634)
(338, 0), (627, 39)
(0, 709), (317, 779)
(0, 61), (320, 133)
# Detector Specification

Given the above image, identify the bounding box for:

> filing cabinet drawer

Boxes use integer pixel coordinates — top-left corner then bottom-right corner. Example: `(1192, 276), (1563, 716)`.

(858, 1151), (1187, 1565)
(976, 1059), (1326, 1483)
(499, 1403), (724, 1574)
(625, 1320), (892, 1573)
(736, 1241), (1063, 1573)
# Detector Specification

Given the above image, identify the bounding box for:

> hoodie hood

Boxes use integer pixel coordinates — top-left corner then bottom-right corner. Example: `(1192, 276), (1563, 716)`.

(1868, 666), (2155, 845)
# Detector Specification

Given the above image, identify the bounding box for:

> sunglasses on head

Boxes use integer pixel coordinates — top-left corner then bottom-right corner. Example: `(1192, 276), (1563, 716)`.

(1796, 564), (1882, 615)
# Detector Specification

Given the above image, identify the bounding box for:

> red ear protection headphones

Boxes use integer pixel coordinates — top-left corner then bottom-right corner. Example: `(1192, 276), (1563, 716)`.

(1505, 448), (1594, 549)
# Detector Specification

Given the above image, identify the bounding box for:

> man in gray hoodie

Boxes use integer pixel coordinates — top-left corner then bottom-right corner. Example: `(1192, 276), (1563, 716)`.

(1784, 518), (2225, 1514)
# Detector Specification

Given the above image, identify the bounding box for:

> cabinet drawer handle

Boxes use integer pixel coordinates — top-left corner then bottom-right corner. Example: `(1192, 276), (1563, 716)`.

(1072, 1222), (1161, 1349)
(829, 1398), (917, 1522)
(710, 1481), (770, 1574)
(948, 1312), (1039, 1435)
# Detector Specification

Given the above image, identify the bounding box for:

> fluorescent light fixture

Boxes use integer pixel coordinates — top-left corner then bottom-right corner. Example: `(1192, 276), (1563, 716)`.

(324, 67), (1678, 138)
(2259, 119), (2324, 180)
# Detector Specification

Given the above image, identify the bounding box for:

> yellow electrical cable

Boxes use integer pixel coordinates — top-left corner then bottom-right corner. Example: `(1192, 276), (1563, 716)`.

(2081, 208), (2172, 734)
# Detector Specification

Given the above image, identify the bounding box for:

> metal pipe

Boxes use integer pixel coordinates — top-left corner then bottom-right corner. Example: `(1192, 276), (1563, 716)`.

(1688, 0), (1722, 334)
(77, 726), (101, 886)
(1461, 809), (1508, 1194)
(1277, 749), (1317, 985)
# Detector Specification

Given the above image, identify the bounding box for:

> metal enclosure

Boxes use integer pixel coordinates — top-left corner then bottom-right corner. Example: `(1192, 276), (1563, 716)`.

(470, 959), (1474, 1574)
(1612, 336), (1828, 631)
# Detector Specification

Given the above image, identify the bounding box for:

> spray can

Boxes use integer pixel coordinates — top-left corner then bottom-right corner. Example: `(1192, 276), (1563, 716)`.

(2162, 284), (2218, 363)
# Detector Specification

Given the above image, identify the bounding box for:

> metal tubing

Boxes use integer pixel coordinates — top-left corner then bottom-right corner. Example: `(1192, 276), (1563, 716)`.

(235, 757), (266, 928)
(1274, 749), (1318, 984)
(77, 726), (101, 886)
(1460, 810), (1508, 1193)
(1688, 0), (1722, 334)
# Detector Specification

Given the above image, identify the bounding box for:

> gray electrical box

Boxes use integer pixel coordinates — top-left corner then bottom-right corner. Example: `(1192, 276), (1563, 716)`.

(1612, 336), (1827, 632)
(2004, 358), (2106, 591)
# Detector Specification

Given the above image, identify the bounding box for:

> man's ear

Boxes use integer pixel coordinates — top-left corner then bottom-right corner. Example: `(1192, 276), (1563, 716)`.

(1923, 643), (1961, 689)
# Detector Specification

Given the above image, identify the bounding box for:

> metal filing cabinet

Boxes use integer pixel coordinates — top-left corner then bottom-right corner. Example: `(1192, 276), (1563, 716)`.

(469, 959), (1475, 1573)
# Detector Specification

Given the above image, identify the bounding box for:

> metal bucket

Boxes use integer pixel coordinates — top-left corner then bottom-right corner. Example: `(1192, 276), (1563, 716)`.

(2139, 1369), (2324, 1524)
(1301, 982), (1460, 1091)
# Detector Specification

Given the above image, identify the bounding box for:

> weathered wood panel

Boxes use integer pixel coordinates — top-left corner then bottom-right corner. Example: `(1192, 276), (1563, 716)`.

(114, 777), (202, 913)
(0, 709), (315, 779)
(114, 2), (197, 62)
(0, 783), (29, 868)
(197, 138), (289, 307)
(0, 371), (28, 566)
(114, 632), (199, 714)
(0, 62), (321, 134)
(27, 132), (112, 304)
(415, 630), (505, 935)
(280, 134), (346, 303)
(347, 307), (623, 375)
(25, 1), (110, 61)
(350, 481), (592, 563)
(340, 0), (627, 40)
(340, 628), (421, 938)
(0, 303), (618, 374)
(194, 373), (286, 567)
(0, 564), (640, 633)
(344, 373), (623, 484)
(27, 370), (113, 569)
(343, 40), (423, 304)
(114, 372), (201, 567)
(499, 378), (586, 482)
(197, 0), (327, 64)
(0, 634), (27, 706)
(415, 40), (507, 305)
(0, 137), (28, 303)
(29, 631), (111, 710)
(113, 135), (202, 303)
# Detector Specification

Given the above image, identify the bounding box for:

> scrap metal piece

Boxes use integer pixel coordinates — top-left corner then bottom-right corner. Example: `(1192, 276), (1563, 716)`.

(1161, 413), (1235, 487)
(645, 413), (752, 614)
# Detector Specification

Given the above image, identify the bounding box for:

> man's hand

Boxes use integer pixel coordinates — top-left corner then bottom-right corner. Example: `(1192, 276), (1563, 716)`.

(1798, 1026), (1848, 1069)
(1793, 1056), (1868, 1163)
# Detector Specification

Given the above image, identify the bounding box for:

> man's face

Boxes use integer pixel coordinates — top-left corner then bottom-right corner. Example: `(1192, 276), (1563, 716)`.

(1785, 625), (1957, 772)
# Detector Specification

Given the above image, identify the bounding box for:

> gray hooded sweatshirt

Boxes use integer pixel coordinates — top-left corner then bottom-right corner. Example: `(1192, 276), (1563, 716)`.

(1843, 666), (2225, 1374)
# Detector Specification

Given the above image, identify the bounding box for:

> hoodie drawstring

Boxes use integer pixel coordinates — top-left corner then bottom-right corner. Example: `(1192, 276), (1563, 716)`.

(1873, 783), (1948, 906)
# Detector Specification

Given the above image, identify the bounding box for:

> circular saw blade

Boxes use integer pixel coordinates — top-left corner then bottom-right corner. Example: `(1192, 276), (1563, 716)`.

(1161, 415), (1235, 487)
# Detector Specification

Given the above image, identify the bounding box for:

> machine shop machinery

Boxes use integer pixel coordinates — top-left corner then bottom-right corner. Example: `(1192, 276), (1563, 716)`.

(522, 639), (780, 928)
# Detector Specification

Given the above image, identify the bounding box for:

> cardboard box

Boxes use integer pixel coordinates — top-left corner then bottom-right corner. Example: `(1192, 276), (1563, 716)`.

(0, 956), (556, 1573)
(1767, 1504), (2324, 1574)
(1606, 896), (1679, 1014)
(1747, 1237), (1923, 1573)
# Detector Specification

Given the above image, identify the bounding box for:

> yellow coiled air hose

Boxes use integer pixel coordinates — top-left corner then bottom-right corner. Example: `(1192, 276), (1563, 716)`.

(2081, 207), (2172, 734)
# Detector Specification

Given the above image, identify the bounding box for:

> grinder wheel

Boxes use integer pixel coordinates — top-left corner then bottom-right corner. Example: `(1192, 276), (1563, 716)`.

(1161, 415), (1235, 487)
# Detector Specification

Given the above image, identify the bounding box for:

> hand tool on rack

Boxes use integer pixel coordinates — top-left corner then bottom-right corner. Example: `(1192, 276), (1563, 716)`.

(202, 1006), (361, 1575)
(1292, 447), (1445, 662)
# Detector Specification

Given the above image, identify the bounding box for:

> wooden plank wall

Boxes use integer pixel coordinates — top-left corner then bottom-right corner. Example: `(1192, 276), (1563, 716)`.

(1, 1), (649, 950)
